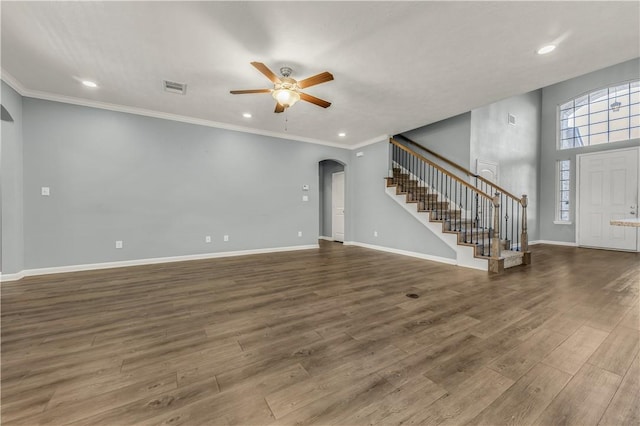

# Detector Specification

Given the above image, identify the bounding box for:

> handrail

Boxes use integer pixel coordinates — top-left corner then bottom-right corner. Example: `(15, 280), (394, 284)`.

(394, 134), (475, 178)
(390, 139), (493, 201)
(393, 135), (522, 203)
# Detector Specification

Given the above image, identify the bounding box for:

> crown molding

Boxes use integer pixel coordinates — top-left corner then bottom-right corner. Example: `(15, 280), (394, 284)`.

(1, 69), (27, 95)
(349, 134), (389, 150)
(1, 69), (356, 150)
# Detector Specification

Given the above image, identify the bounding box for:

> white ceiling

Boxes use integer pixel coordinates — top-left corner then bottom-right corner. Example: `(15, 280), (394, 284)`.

(2, 1), (639, 147)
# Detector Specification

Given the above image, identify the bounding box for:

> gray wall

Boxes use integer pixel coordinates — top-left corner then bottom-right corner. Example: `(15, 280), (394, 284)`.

(350, 140), (456, 259)
(470, 90), (542, 241)
(401, 112), (472, 171)
(319, 160), (344, 237)
(539, 58), (640, 243)
(22, 98), (350, 269)
(1, 81), (24, 274)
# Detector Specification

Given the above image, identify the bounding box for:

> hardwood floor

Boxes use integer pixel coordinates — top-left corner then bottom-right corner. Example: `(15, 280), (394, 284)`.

(1, 242), (638, 425)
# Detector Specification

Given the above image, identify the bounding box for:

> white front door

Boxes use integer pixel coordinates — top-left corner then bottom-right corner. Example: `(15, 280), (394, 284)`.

(332, 171), (345, 242)
(578, 147), (639, 251)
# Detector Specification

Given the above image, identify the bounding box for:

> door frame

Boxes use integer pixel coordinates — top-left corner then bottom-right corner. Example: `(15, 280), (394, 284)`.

(576, 146), (640, 251)
(331, 171), (345, 242)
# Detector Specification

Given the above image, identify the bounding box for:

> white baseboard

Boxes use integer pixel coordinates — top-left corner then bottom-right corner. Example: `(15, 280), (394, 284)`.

(318, 236), (335, 241)
(0, 244), (319, 282)
(529, 240), (578, 247)
(343, 241), (458, 266)
(0, 271), (26, 282)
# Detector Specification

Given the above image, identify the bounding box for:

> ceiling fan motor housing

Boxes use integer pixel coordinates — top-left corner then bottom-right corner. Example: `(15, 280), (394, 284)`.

(280, 66), (293, 77)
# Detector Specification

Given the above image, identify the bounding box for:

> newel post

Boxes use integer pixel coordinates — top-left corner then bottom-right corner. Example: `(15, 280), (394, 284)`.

(489, 192), (504, 273)
(521, 194), (532, 265)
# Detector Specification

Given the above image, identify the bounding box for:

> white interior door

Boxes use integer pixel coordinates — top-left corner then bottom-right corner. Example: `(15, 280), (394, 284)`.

(332, 172), (345, 242)
(578, 148), (639, 251)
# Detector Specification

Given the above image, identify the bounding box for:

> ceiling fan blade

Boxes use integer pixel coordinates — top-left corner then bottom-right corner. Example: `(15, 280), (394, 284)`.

(274, 103), (285, 113)
(297, 71), (334, 89)
(299, 92), (331, 108)
(251, 62), (281, 84)
(230, 89), (272, 94)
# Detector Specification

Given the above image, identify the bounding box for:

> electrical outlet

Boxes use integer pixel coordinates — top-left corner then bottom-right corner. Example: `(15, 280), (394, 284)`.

(41, 187), (50, 196)
(205, 235), (211, 243)
(115, 240), (123, 249)
(302, 195), (309, 202)
(298, 231), (303, 237)
(374, 231), (378, 237)
(223, 235), (229, 242)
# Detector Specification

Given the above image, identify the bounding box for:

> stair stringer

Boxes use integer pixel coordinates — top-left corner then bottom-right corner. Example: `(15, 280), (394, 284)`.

(385, 186), (488, 271)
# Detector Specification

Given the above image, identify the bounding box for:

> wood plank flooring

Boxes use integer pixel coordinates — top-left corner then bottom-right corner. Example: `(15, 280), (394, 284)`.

(1, 242), (638, 425)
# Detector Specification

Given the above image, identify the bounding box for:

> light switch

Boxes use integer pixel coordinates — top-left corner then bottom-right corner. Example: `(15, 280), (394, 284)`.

(302, 184), (309, 191)
(41, 187), (50, 196)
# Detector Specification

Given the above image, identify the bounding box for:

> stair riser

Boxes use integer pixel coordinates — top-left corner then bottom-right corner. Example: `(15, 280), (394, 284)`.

(407, 194), (438, 202)
(419, 201), (450, 210)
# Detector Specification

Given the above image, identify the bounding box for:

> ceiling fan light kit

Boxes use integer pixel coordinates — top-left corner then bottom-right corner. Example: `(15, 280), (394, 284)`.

(230, 62), (333, 113)
(273, 88), (300, 107)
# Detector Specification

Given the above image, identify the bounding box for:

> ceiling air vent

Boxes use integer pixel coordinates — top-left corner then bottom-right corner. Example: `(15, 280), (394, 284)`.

(163, 80), (187, 95)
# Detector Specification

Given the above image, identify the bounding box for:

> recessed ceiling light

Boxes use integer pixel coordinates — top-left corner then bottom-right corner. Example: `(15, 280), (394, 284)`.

(338, 132), (346, 137)
(537, 44), (556, 55)
(82, 80), (98, 88)
(242, 113), (252, 118)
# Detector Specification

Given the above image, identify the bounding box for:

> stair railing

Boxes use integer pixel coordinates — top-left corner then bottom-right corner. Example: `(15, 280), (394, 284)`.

(389, 139), (499, 262)
(392, 136), (530, 258)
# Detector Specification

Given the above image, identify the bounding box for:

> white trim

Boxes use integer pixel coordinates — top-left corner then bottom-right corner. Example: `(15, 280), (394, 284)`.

(0, 271), (26, 282)
(1, 70), (350, 149)
(1, 70), (27, 94)
(349, 134), (389, 150)
(553, 220), (573, 225)
(0, 245), (319, 281)
(530, 240), (578, 247)
(343, 241), (461, 266)
(318, 236), (334, 241)
(1, 70), (387, 150)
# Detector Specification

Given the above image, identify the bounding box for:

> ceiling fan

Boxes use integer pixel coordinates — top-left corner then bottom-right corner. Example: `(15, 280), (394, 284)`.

(230, 62), (333, 113)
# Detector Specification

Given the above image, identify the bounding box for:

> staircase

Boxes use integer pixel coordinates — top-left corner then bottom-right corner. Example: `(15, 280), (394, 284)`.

(386, 137), (531, 273)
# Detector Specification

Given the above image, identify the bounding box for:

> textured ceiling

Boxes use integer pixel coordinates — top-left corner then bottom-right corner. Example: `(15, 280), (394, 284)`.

(2, 1), (639, 147)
